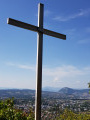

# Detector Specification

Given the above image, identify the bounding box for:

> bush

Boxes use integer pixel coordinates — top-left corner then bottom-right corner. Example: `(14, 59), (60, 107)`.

(0, 98), (34, 120)
(57, 109), (90, 120)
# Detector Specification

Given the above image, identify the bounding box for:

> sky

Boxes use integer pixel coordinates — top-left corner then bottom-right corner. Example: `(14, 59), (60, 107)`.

(0, 0), (90, 89)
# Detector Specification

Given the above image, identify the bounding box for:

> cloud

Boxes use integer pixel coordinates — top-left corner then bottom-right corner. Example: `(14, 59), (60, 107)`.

(6, 62), (35, 71)
(43, 65), (90, 82)
(5, 62), (90, 88)
(78, 39), (90, 44)
(42, 65), (90, 88)
(53, 8), (90, 21)
(6, 62), (90, 79)
(43, 65), (81, 76)
(18, 65), (34, 70)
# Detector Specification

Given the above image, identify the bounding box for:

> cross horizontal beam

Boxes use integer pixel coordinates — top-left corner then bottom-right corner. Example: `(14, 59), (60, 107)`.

(7, 18), (66, 40)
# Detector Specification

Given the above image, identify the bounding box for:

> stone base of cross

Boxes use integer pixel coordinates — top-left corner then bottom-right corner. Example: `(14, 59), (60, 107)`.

(7, 3), (66, 120)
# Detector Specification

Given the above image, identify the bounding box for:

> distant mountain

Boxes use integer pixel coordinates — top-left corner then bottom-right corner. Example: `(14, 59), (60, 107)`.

(59, 87), (89, 95)
(42, 86), (60, 92)
(0, 88), (90, 99)
(0, 89), (35, 99)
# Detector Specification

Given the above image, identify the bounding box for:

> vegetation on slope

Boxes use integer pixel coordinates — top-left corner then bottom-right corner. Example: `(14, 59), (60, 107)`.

(57, 109), (90, 120)
(0, 98), (90, 120)
(0, 98), (34, 120)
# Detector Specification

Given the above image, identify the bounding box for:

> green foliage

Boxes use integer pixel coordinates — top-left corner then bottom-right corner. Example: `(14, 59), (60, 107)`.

(0, 98), (34, 120)
(57, 109), (90, 120)
(0, 98), (90, 120)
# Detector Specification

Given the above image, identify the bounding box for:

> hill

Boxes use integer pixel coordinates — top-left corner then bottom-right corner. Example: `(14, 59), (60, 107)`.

(59, 87), (89, 95)
(0, 87), (90, 100)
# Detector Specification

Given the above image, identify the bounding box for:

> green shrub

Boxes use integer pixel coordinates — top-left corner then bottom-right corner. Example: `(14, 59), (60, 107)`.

(0, 98), (34, 120)
(57, 109), (90, 120)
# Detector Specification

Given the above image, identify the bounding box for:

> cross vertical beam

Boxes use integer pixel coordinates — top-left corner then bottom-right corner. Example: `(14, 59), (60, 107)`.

(35, 3), (43, 120)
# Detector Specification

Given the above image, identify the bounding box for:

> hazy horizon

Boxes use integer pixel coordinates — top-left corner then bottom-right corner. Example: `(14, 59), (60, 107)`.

(0, 86), (89, 90)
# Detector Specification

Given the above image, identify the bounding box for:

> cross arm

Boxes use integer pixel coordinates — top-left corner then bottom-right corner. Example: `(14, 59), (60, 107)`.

(7, 18), (38, 32)
(43, 28), (66, 40)
(7, 18), (66, 40)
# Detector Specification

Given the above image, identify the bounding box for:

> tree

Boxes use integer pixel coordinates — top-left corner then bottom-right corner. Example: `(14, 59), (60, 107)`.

(57, 109), (90, 120)
(0, 98), (34, 120)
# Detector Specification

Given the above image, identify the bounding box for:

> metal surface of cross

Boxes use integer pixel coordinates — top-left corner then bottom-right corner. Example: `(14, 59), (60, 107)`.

(7, 3), (66, 120)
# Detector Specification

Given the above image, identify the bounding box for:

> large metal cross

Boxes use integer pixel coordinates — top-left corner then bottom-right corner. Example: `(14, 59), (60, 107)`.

(7, 3), (66, 120)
